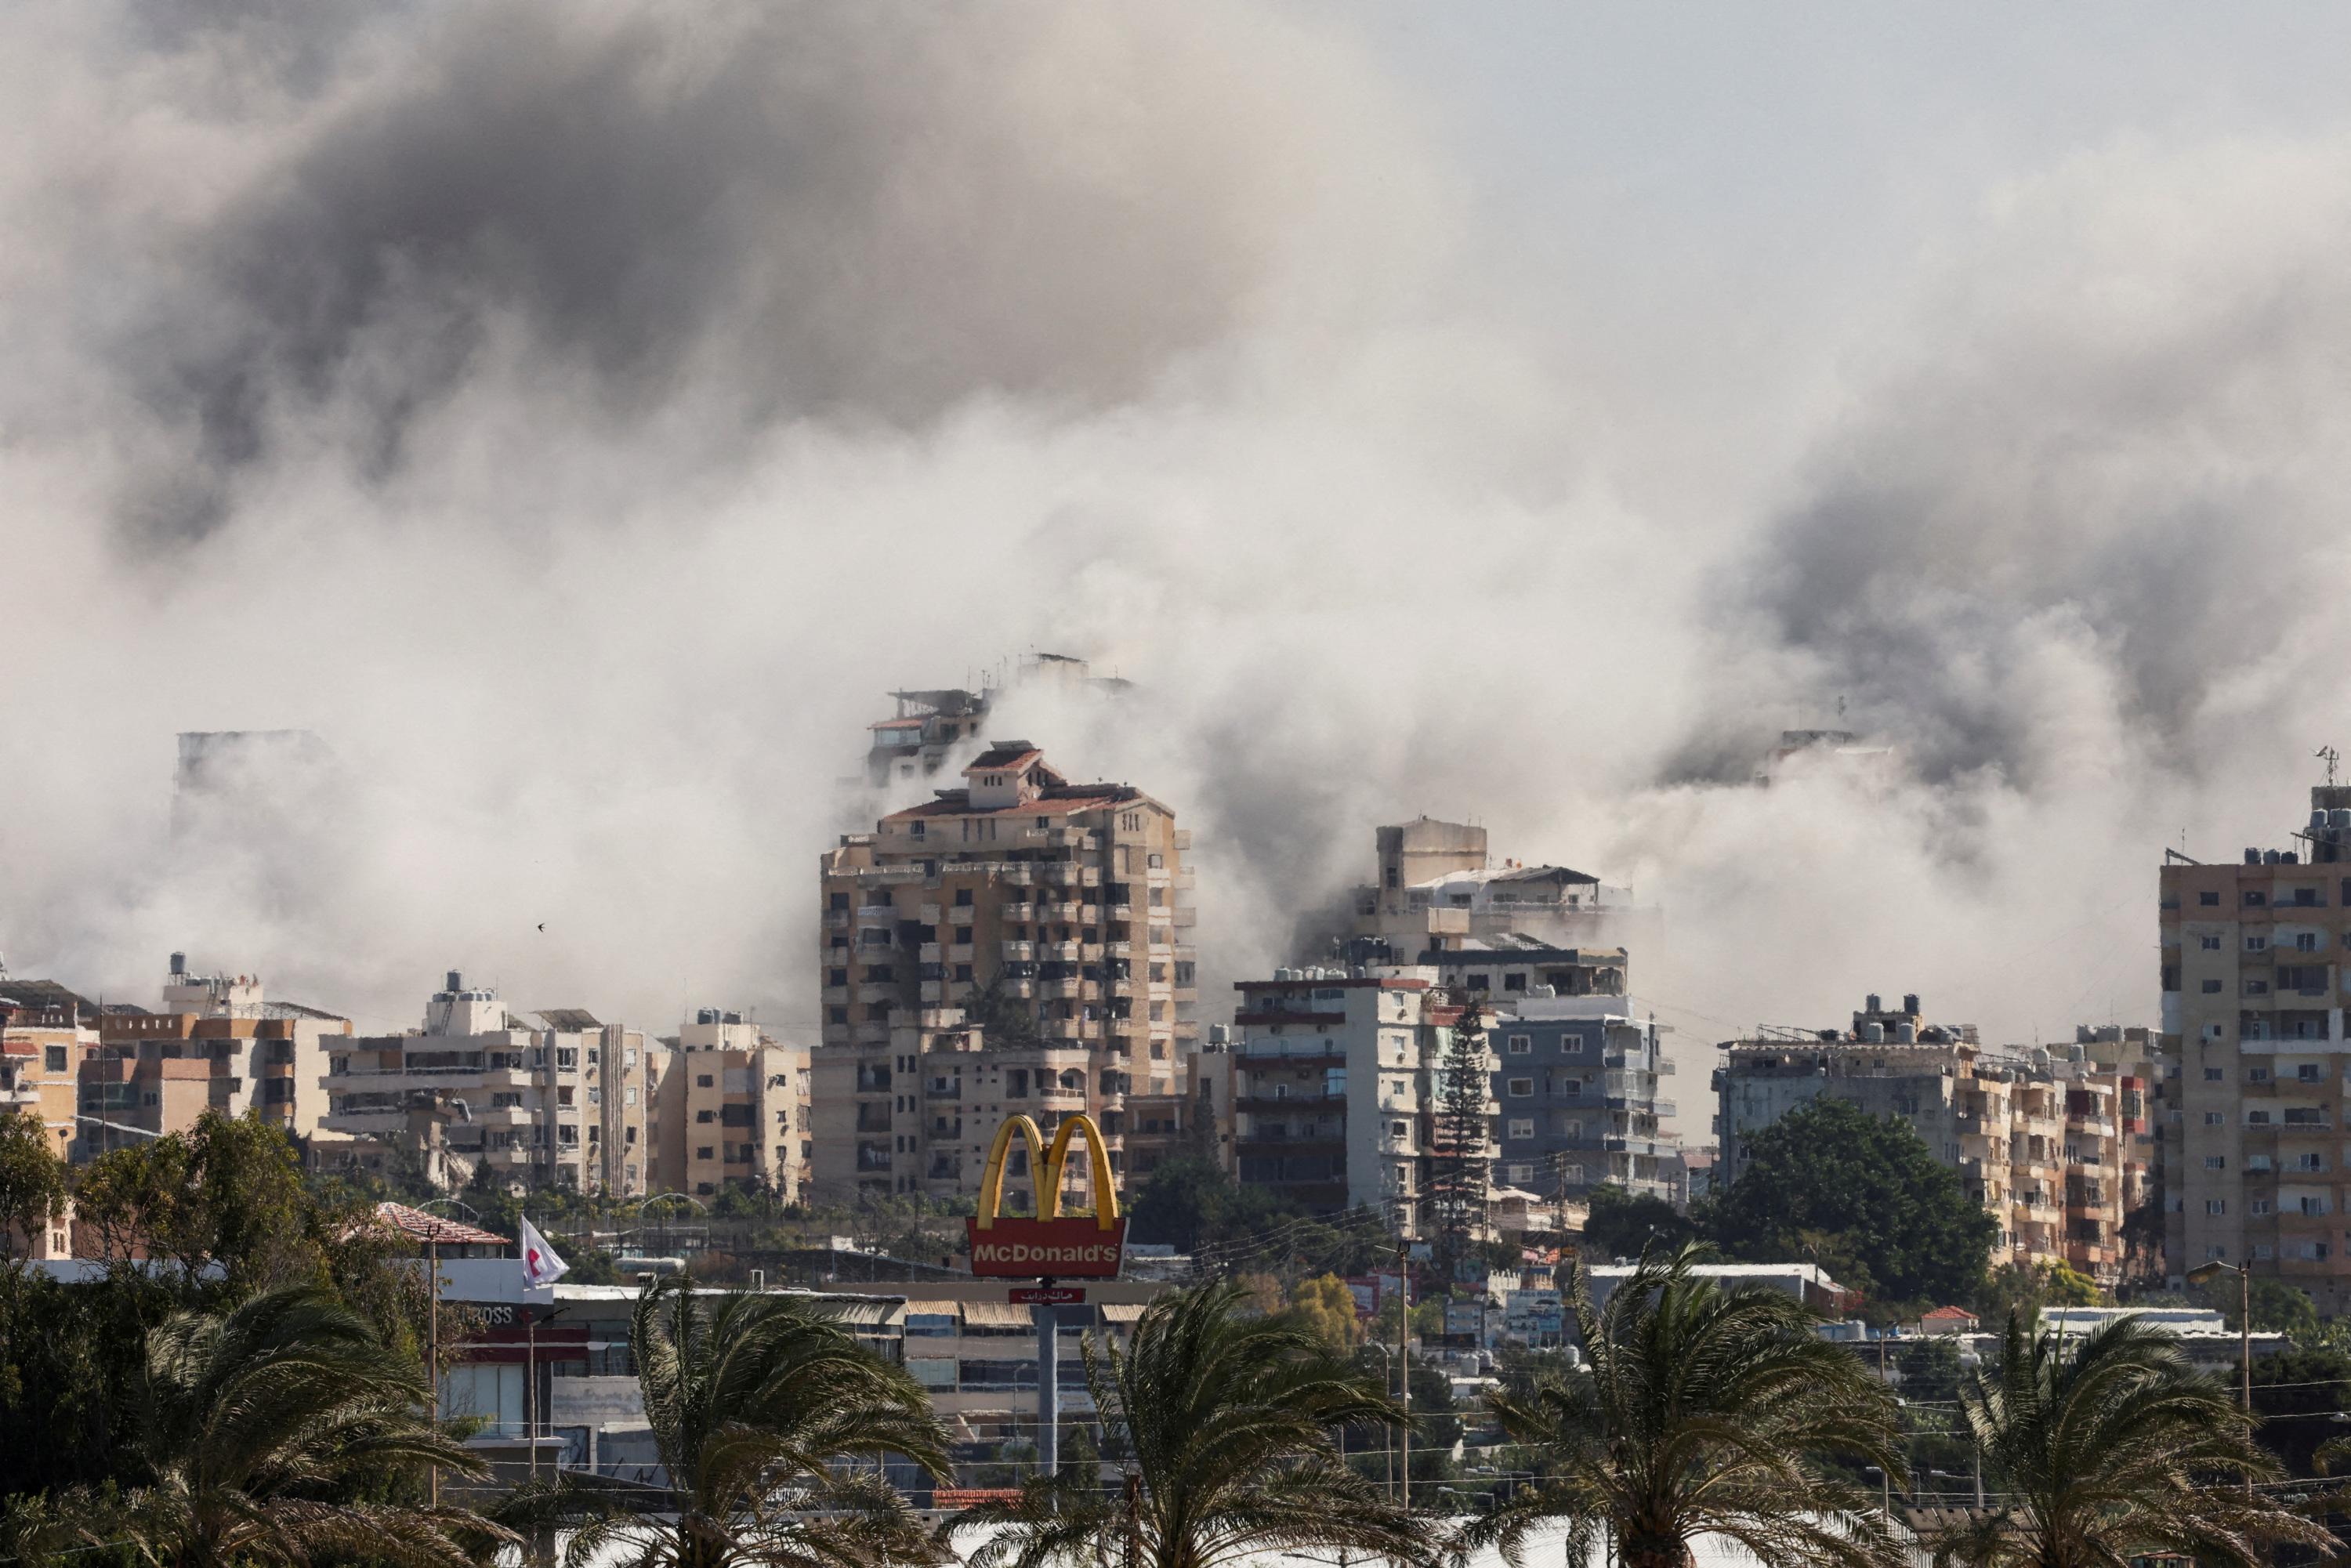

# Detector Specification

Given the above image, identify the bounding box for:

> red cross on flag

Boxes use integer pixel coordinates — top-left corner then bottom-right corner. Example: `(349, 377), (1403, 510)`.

(519, 1216), (569, 1288)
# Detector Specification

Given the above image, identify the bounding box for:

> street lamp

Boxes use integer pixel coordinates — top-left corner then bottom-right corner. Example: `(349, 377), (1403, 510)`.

(2185, 1260), (2253, 1414)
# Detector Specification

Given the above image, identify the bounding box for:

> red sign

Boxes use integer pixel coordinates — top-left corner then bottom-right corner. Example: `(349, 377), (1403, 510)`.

(965, 1216), (1128, 1278)
(1009, 1286), (1088, 1305)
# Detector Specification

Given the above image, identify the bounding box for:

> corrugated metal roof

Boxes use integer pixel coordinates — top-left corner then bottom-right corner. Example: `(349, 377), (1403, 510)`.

(374, 1202), (508, 1248)
(959, 1301), (1033, 1328)
(1099, 1302), (1146, 1324)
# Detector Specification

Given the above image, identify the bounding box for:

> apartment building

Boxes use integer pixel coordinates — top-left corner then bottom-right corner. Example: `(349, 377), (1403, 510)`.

(1487, 995), (1675, 1203)
(1226, 968), (1463, 1233)
(649, 1010), (812, 1203)
(863, 654), (1130, 789)
(320, 972), (648, 1196)
(813, 743), (1196, 1200)
(1715, 994), (2133, 1284)
(1352, 817), (1651, 959)
(76, 954), (351, 1158)
(0, 969), (99, 1162)
(2160, 784), (2351, 1308)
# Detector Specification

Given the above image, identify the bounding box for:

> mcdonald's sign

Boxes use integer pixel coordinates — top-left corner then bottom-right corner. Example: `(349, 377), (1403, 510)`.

(964, 1112), (1128, 1278)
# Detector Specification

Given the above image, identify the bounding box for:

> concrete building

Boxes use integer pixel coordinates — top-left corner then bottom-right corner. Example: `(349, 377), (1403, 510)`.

(1487, 994), (1675, 1204)
(1226, 968), (1464, 1233)
(648, 1010), (812, 1203)
(1715, 994), (2135, 1285)
(813, 743), (1197, 1200)
(864, 654), (1131, 789)
(320, 972), (648, 1197)
(2159, 784), (2351, 1309)
(1353, 817), (1648, 959)
(0, 969), (99, 1163)
(77, 954), (350, 1159)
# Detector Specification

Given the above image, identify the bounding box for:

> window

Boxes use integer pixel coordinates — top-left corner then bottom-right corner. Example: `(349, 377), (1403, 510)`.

(695, 1146), (714, 1161)
(696, 1110), (715, 1123)
(954, 888), (974, 907)
(2204, 1067), (2225, 1081)
(696, 1074), (714, 1088)
(2253, 1198), (2275, 1215)
(625, 1086), (637, 1106)
(2207, 1199), (2227, 1215)
(2200, 935), (2222, 950)
(1508, 1034), (1532, 1055)
(2248, 1066), (2272, 1083)
(2204, 1155), (2227, 1170)
(2298, 932), (2321, 951)
(1508, 1077), (1533, 1096)
(2198, 890), (2219, 905)
(1507, 1118), (1534, 1139)
(43, 1046), (67, 1073)
(2204, 1111), (2224, 1125)
(2246, 890), (2267, 907)
(2201, 980), (2222, 993)
(555, 1048), (578, 1070)
(2302, 1063), (2324, 1082)
(1565, 1164), (1585, 1182)
(1508, 1163), (1533, 1182)
(1390, 1120), (1408, 1137)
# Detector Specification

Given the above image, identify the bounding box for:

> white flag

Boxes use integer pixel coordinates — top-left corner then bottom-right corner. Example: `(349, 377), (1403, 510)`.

(519, 1216), (569, 1288)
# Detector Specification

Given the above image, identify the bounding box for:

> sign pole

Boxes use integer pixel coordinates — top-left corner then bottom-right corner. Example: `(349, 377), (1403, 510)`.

(427, 1238), (440, 1507)
(1037, 1291), (1058, 1491)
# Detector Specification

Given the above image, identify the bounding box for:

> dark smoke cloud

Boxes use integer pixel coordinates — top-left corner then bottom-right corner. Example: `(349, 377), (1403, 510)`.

(107, 2), (1344, 536)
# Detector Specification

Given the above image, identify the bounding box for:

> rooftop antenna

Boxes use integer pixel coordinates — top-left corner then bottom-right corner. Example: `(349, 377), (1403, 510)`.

(1836, 694), (1847, 721)
(2320, 745), (2341, 788)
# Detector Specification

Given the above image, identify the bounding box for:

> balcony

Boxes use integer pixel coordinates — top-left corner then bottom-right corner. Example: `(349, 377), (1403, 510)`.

(1002, 904), (1036, 924)
(855, 904), (897, 927)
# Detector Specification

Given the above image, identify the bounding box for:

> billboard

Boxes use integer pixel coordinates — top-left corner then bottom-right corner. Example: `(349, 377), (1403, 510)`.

(964, 1112), (1128, 1279)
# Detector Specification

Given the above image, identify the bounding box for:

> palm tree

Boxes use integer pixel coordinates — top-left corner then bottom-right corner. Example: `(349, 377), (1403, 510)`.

(1932, 1311), (2336, 1568)
(1470, 1246), (1907, 1568)
(561, 1273), (950, 1568)
(99, 1286), (493, 1568)
(966, 1280), (1431, 1568)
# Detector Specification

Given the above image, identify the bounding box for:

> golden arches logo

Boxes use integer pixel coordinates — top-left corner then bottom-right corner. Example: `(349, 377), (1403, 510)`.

(973, 1112), (1121, 1231)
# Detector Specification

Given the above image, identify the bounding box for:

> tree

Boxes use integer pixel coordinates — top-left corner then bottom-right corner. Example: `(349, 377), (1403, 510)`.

(1288, 1273), (1360, 1353)
(1977, 1261), (2105, 1327)
(2251, 1345), (2351, 1478)
(0, 1110), (67, 1266)
(968, 1281), (1430, 1568)
(1470, 1247), (1905, 1568)
(91, 1287), (491, 1568)
(1708, 1098), (1997, 1307)
(2202, 1275), (2324, 1344)
(563, 1274), (948, 1568)
(1581, 1183), (1699, 1262)
(1428, 995), (1491, 1277)
(74, 1114), (321, 1297)
(1934, 1313), (2334, 1568)
(1125, 1156), (1291, 1252)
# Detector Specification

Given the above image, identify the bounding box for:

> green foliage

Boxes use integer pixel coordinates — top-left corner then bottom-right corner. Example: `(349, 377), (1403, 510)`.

(556, 1274), (949, 1568)
(74, 1287), (493, 1568)
(2250, 1346), (2351, 1478)
(1894, 1335), (1963, 1406)
(1708, 1097), (1997, 1308)
(965, 1281), (1432, 1568)
(1470, 1246), (1907, 1568)
(0, 1111), (67, 1266)
(1581, 1182), (1700, 1261)
(1125, 1156), (1292, 1252)
(1935, 1314), (2332, 1568)
(1976, 1261), (2106, 1326)
(2199, 1275), (2324, 1344)
(74, 1114), (322, 1297)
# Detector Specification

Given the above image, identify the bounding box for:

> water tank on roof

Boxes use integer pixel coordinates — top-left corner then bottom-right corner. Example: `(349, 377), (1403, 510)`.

(1864, 1022), (1886, 1043)
(2332, 810), (2349, 830)
(1903, 992), (1920, 1016)
(696, 1008), (719, 1025)
(168, 951), (186, 976)
(2284, 851), (2300, 865)
(1896, 1021), (1917, 1043)
(446, 969), (463, 992)
(2248, 849), (2264, 864)
(2316, 809), (2331, 831)
(724, 1010), (744, 1025)
(2266, 850), (2282, 865)
(1865, 993), (1882, 1012)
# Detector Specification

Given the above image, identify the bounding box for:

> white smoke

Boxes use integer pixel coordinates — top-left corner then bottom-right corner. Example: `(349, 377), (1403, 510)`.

(3, 2), (2347, 1124)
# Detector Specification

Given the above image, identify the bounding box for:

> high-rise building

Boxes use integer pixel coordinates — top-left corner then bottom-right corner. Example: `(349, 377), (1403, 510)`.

(1715, 994), (2134, 1286)
(82, 954), (351, 1159)
(1486, 994), (1675, 1204)
(812, 742), (1195, 1200)
(2160, 784), (2351, 1306)
(1352, 817), (1650, 958)
(318, 972), (647, 1196)
(649, 1010), (812, 1203)
(862, 655), (1131, 789)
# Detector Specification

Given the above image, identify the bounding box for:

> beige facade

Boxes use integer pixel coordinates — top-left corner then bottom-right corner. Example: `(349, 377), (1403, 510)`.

(2160, 784), (2351, 1308)
(813, 743), (1198, 1200)
(648, 1011), (811, 1202)
(82, 955), (351, 1160)
(1716, 995), (2139, 1285)
(320, 972), (647, 1196)
(1353, 817), (1649, 960)
(0, 972), (98, 1164)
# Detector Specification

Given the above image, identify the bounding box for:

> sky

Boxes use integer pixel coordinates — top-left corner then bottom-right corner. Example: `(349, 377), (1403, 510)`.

(9, 2), (2351, 1114)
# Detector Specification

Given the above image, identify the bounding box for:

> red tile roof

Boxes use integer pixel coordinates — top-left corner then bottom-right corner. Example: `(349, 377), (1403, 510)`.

(374, 1201), (508, 1248)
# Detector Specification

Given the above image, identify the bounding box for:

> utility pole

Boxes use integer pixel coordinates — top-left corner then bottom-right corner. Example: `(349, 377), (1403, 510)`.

(1396, 1240), (1411, 1509)
(426, 1237), (440, 1507)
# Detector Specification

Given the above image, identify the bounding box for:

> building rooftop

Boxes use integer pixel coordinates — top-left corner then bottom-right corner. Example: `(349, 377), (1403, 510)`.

(373, 1202), (508, 1248)
(0, 978), (100, 1026)
(884, 782), (1149, 820)
(532, 1008), (603, 1033)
